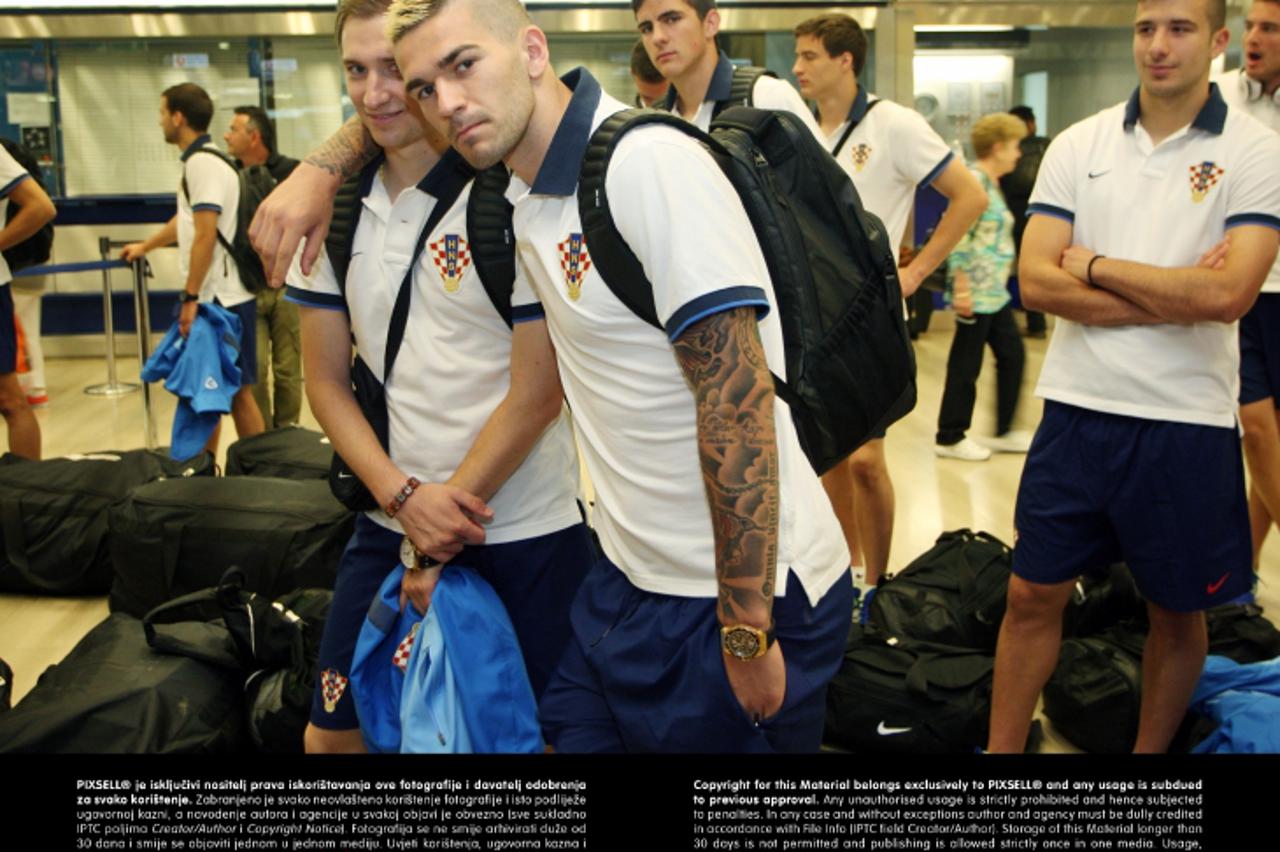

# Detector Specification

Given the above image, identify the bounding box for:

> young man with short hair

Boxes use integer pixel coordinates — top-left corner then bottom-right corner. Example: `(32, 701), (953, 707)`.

(224, 105), (303, 431)
(123, 83), (265, 449)
(635, 0), (821, 136)
(1213, 0), (1280, 567)
(0, 144), (54, 458)
(989, 0), (1280, 753)
(389, 0), (850, 753)
(287, 0), (592, 754)
(791, 13), (988, 586)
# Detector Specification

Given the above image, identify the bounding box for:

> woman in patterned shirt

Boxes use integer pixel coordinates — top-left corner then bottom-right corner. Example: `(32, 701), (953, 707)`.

(935, 113), (1031, 462)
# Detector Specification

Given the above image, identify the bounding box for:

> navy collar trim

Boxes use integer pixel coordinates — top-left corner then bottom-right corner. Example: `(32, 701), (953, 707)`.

(1123, 82), (1228, 134)
(180, 134), (213, 161)
(417, 146), (474, 198)
(662, 50), (734, 111)
(529, 67), (603, 196)
(846, 85), (870, 125)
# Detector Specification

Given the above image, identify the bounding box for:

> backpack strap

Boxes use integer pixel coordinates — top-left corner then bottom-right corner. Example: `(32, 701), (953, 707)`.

(464, 165), (517, 329)
(180, 146), (242, 263)
(383, 154), (473, 380)
(578, 108), (718, 332)
(325, 155), (384, 300)
(712, 65), (774, 120)
(830, 97), (882, 159)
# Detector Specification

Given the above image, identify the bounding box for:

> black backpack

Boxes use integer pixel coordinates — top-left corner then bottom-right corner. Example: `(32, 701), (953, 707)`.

(867, 529), (1012, 650)
(0, 137), (54, 272)
(825, 623), (995, 754)
(472, 103), (916, 475)
(182, 146), (275, 293)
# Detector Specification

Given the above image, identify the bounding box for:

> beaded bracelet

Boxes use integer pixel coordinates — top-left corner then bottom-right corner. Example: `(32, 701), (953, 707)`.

(385, 476), (421, 519)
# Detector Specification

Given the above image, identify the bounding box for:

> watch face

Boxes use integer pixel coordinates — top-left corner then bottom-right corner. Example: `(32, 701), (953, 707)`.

(724, 627), (762, 660)
(399, 536), (417, 570)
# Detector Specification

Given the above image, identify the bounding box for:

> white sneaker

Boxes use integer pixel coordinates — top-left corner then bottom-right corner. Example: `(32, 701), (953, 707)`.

(984, 430), (1034, 453)
(934, 438), (992, 461)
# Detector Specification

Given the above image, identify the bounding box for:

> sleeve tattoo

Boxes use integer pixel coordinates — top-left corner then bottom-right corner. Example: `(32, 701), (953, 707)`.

(673, 306), (779, 625)
(303, 115), (378, 179)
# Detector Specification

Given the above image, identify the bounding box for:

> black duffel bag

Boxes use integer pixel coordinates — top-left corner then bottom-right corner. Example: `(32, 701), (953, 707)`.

(107, 477), (353, 617)
(0, 613), (248, 754)
(0, 449), (212, 595)
(226, 426), (334, 480)
(1042, 620), (1147, 753)
(867, 529), (1012, 650)
(1206, 602), (1280, 663)
(142, 572), (333, 753)
(825, 623), (995, 754)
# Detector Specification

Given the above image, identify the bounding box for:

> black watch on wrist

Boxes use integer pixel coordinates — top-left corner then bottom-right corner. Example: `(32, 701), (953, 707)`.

(179, 291), (200, 304)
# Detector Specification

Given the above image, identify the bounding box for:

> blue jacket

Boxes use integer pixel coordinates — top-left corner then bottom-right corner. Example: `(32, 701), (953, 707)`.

(141, 303), (242, 460)
(1190, 655), (1280, 753)
(351, 563), (542, 754)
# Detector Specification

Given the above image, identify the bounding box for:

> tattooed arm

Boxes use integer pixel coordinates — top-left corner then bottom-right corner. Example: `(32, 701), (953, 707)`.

(674, 305), (786, 721)
(249, 115), (380, 287)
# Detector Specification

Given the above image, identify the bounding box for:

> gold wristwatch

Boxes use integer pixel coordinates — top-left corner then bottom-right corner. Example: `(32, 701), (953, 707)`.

(720, 623), (776, 660)
(399, 536), (442, 573)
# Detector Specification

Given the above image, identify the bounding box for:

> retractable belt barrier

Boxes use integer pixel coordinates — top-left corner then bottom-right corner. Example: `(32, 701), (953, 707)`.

(11, 245), (158, 449)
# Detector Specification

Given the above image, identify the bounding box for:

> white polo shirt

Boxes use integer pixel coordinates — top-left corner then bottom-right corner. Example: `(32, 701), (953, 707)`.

(508, 68), (848, 604)
(0, 147), (31, 287)
(820, 86), (955, 262)
(286, 150), (582, 543)
(1028, 84), (1280, 428)
(177, 136), (253, 308)
(663, 52), (823, 140)
(1216, 68), (1280, 293)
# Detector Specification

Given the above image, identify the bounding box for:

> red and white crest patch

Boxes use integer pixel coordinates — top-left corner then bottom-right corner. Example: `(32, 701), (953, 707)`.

(851, 144), (872, 172)
(1188, 161), (1224, 204)
(392, 622), (419, 673)
(558, 233), (592, 302)
(320, 668), (349, 713)
(429, 234), (472, 293)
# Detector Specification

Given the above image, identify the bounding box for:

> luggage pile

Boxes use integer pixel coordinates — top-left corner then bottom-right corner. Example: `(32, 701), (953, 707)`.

(823, 528), (1280, 754)
(0, 428), (356, 752)
(825, 529), (1013, 753)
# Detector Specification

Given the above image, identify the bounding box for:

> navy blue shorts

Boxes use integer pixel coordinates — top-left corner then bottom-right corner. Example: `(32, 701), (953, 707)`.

(214, 297), (258, 387)
(539, 558), (854, 753)
(1013, 401), (1252, 612)
(310, 515), (595, 730)
(1239, 292), (1280, 407)
(0, 284), (15, 374)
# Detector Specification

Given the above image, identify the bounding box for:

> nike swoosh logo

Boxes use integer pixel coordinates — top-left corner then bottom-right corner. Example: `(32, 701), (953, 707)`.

(1207, 572), (1230, 594)
(877, 722), (912, 736)
(1088, 170), (1111, 179)
(337, 472), (353, 479)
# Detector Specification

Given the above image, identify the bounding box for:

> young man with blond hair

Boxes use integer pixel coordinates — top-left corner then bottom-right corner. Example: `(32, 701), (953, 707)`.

(388, 0), (850, 752)
(287, 0), (591, 753)
(989, 0), (1280, 753)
